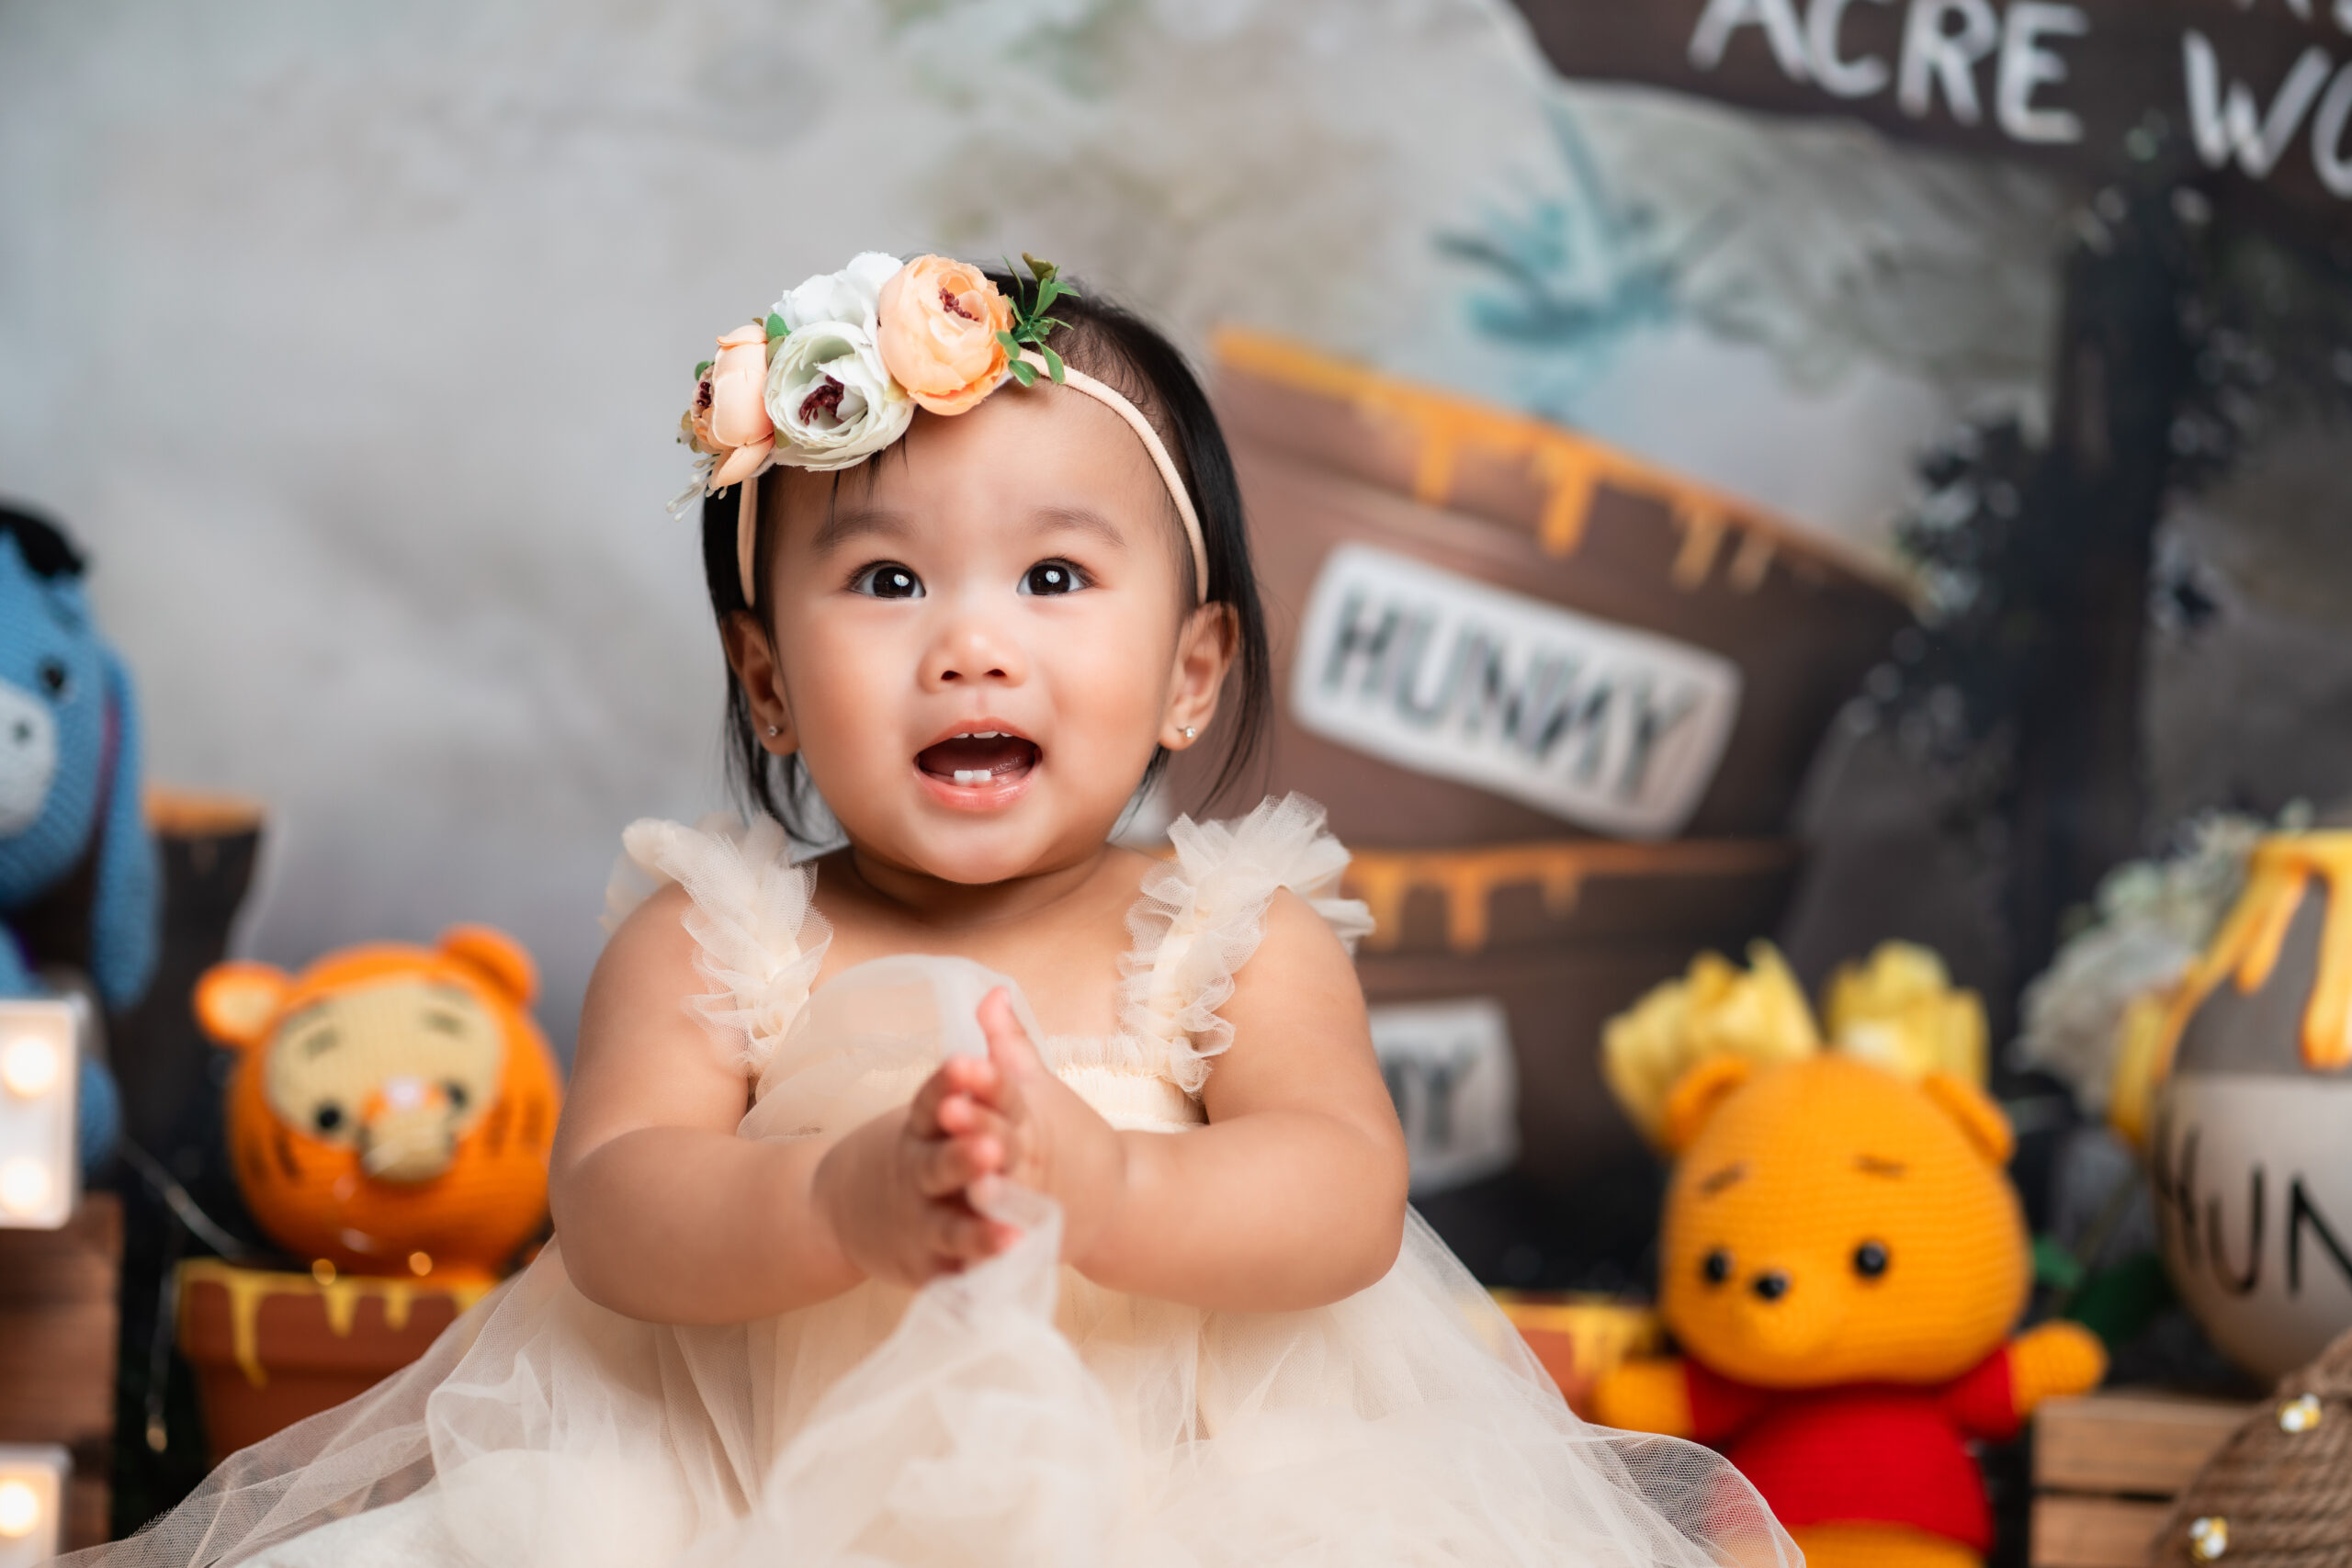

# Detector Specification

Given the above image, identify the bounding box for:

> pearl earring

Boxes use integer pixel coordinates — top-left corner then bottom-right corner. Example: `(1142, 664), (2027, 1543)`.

(765, 725), (780, 737)
(1180, 726), (1197, 741)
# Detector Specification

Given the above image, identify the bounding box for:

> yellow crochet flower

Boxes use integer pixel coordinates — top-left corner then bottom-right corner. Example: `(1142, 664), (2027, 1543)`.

(1603, 942), (1821, 1147)
(1822, 942), (1989, 1087)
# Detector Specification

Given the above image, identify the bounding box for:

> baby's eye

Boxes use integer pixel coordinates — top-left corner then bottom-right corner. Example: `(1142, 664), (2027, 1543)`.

(851, 563), (923, 599)
(1020, 560), (1086, 596)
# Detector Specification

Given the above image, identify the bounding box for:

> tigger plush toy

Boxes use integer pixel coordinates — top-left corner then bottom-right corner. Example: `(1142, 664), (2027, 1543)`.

(195, 925), (562, 1283)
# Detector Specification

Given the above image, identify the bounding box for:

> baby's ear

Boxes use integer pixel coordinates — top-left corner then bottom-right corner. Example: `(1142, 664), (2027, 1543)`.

(1920, 1070), (2014, 1168)
(195, 962), (291, 1050)
(1663, 1055), (1755, 1156)
(439, 924), (537, 1006)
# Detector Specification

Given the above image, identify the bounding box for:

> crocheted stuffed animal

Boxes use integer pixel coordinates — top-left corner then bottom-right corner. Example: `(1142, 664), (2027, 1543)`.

(195, 926), (563, 1282)
(0, 505), (157, 1175)
(1592, 1052), (2106, 1568)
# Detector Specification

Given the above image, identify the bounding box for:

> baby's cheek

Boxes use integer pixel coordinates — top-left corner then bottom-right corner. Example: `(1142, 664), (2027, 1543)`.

(1045, 613), (1178, 764)
(790, 633), (919, 777)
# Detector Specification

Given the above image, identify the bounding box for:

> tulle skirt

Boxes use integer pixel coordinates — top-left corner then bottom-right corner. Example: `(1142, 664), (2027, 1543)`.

(74, 1184), (1794, 1568)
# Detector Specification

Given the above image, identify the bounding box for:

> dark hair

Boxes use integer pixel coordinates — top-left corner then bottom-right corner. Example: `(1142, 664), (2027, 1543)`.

(0, 502), (86, 581)
(697, 275), (1270, 840)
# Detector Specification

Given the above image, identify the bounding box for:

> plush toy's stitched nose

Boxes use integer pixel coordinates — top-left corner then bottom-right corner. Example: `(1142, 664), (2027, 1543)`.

(358, 1077), (458, 1181)
(1749, 1269), (1792, 1303)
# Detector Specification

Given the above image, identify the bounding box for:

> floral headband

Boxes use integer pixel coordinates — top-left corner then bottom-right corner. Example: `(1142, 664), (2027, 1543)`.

(674, 252), (1207, 609)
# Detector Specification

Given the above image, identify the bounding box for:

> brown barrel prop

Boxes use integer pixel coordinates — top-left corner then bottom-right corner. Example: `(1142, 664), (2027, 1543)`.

(1197, 328), (1914, 846)
(1346, 839), (1798, 1198)
(1163, 333), (1899, 1278)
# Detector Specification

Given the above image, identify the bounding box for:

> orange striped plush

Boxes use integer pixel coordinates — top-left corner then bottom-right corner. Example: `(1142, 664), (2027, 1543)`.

(195, 926), (562, 1284)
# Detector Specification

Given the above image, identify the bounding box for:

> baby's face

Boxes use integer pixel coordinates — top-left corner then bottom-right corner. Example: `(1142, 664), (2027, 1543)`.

(754, 385), (1217, 885)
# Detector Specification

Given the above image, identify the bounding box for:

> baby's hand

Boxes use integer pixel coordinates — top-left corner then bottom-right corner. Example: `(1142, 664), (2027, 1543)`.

(811, 1051), (1020, 1290)
(959, 988), (1125, 1267)
(812, 990), (1124, 1288)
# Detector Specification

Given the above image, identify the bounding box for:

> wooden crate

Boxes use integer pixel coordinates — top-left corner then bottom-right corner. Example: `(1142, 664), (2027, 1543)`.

(0, 1194), (122, 1550)
(2031, 1390), (2256, 1567)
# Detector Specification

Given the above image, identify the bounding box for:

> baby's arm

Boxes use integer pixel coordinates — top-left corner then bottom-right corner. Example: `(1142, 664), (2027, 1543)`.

(1001, 889), (1408, 1312)
(550, 886), (1001, 1324)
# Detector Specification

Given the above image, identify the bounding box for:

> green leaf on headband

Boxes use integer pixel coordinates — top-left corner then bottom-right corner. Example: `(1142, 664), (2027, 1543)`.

(1022, 253), (1058, 287)
(764, 312), (788, 342)
(1008, 358), (1038, 388)
(994, 329), (1023, 356)
(694, 360), (713, 379)
(1040, 344), (1066, 384)
(1030, 277), (1067, 318)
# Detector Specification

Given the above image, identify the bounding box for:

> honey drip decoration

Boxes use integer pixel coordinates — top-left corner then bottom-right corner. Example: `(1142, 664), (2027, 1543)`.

(1213, 328), (1907, 599)
(1345, 840), (1798, 954)
(179, 1258), (492, 1390)
(2152, 832), (2352, 1091)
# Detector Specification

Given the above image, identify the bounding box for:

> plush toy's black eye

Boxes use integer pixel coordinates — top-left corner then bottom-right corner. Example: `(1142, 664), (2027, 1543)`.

(313, 1102), (345, 1134)
(444, 1080), (469, 1111)
(1853, 1240), (1891, 1280)
(1701, 1247), (1733, 1286)
(37, 660), (71, 700)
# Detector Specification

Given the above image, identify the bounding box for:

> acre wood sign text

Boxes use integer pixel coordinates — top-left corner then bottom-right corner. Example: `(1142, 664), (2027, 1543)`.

(1510, 0), (2352, 230)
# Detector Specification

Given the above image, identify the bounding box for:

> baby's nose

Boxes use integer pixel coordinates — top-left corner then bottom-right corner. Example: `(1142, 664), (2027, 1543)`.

(1749, 1269), (1792, 1303)
(924, 616), (1025, 687)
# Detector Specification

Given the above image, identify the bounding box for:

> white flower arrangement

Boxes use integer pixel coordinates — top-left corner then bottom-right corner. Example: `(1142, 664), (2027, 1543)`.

(2013, 805), (2309, 1114)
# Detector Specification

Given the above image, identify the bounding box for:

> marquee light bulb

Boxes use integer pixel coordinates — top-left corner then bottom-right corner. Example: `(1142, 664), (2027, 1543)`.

(0, 1037), (60, 1099)
(0, 1159), (51, 1219)
(0, 1476), (38, 1538)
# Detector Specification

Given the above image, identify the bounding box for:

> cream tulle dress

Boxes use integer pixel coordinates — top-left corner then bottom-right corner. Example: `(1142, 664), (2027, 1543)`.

(82, 796), (1794, 1568)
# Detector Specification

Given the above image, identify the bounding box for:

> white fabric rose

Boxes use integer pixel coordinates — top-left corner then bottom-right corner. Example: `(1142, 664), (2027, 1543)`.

(775, 251), (902, 337)
(763, 321), (914, 471)
(761, 252), (914, 470)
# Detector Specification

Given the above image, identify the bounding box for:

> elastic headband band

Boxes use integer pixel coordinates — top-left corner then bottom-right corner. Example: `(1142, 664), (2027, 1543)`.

(731, 349), (1206, 611)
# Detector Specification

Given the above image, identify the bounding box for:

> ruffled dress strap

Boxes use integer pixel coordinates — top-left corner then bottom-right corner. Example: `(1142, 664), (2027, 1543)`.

(602, 813), (832, 1074)
(1119, 793), (1374, 1094)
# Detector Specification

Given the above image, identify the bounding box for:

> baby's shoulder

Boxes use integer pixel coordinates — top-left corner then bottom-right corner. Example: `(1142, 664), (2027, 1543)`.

(1237, 885), (1360, 992)
(581, 883), (708, 1051)
(603, 878), (698, 955)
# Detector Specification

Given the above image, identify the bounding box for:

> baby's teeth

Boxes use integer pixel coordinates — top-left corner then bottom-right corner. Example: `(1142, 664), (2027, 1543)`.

(953, 769), (988, 785)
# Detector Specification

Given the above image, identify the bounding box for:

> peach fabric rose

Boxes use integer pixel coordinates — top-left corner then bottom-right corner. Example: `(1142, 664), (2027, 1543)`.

(702, 322), (774, 487)
(876, 256), (1013, 416)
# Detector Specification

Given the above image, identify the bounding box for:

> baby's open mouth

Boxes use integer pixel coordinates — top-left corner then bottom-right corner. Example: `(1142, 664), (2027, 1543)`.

(916, 730), (1041, 787)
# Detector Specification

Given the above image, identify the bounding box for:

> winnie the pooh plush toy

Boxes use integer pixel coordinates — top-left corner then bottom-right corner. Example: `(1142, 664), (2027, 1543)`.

(195, 925), (562, 1283)
(1594, 942), (2107, 1568)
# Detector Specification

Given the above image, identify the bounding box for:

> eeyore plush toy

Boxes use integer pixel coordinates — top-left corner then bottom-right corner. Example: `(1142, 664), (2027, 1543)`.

(1, 503), (156, 1177)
